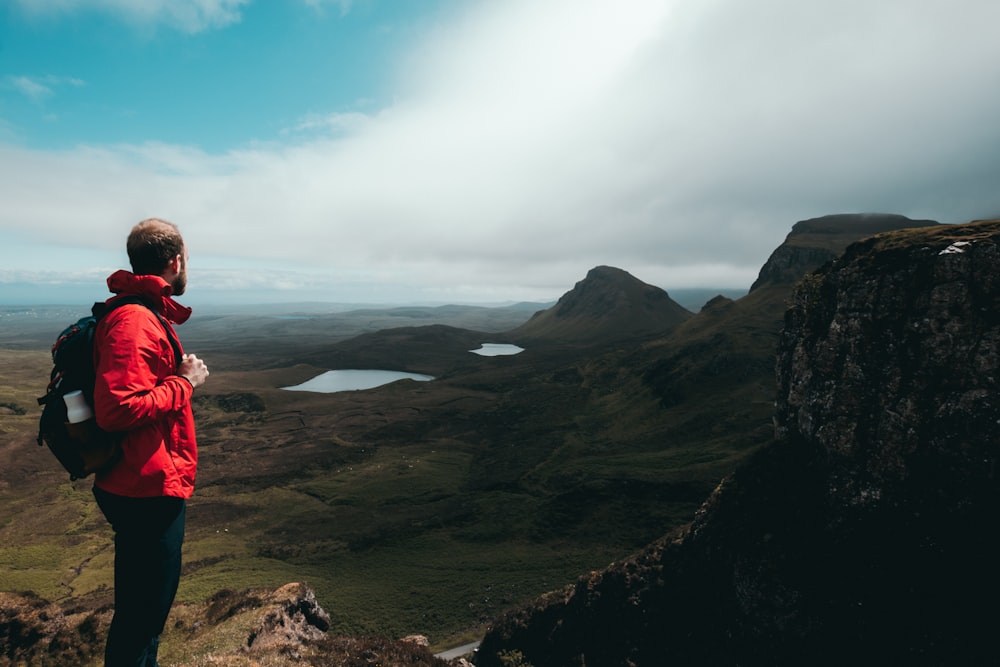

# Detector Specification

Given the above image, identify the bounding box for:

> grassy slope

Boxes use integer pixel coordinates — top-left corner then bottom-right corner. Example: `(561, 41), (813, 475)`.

(0, 290), (782, 656)
(0, 352), (646, 650)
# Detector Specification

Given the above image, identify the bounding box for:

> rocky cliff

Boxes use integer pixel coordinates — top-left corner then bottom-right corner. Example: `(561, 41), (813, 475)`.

(749, 213), (938, 291)
(476, 219), (1000, 666)
(776, 220), (999, 508)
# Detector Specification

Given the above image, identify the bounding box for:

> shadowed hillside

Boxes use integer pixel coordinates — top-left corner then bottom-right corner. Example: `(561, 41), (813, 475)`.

(476, 219), (999, 667)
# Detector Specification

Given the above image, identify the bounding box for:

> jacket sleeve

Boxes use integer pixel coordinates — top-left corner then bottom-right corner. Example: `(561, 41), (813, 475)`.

(93, 306), (192, 432)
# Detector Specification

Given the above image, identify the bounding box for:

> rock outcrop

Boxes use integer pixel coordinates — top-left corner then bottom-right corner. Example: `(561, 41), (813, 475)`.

(242, 583), (331, 658)
(749, 213), (938, 291)
(776, 220), (999, 508)
(476, 219), (1000, 666)
(0, 582), (461, 666)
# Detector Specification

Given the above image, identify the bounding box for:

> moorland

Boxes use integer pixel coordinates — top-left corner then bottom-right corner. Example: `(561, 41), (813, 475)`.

(0, 213), (941, 662)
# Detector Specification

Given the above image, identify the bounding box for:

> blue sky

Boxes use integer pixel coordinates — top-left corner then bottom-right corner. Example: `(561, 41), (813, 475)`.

(1, 2), (444, 151)
(2, 0), (1000, 306)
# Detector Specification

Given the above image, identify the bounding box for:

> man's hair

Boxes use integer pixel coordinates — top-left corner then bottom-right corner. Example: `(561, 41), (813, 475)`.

(127, 218), (185, 276)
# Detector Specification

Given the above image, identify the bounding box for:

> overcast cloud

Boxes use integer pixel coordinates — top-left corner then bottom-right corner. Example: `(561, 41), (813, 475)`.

(3, 0), (1000, 304)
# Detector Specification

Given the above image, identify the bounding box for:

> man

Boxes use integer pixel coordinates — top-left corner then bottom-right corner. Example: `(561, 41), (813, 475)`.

(92, 218), (209, 666)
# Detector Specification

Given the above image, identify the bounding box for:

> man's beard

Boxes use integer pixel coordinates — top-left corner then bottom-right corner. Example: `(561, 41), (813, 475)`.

(171, 270), (187, 296)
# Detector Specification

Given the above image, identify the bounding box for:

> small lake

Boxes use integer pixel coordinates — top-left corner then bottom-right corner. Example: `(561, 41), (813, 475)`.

(282, 369), (435, 393)
(469, 343), (524, 356)
(281, 343), (524, 393)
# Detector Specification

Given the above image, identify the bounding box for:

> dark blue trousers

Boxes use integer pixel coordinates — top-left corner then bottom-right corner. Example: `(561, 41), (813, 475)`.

(93, 487), (186, 667)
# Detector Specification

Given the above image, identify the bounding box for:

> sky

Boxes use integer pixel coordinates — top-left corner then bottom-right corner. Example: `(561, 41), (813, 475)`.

(2, 0), (1000, 306)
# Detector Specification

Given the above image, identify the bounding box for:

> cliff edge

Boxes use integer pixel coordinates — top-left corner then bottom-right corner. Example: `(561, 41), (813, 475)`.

(749, 212), (938, 291)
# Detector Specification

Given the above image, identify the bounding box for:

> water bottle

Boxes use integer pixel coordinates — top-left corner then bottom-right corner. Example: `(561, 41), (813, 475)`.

(63, 390), (94, 423)
(62, 390), (120, 475)
(63, 390), (96, 442)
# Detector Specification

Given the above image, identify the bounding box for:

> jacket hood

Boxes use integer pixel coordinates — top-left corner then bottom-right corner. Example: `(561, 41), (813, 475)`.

(106, 269), (192, 325)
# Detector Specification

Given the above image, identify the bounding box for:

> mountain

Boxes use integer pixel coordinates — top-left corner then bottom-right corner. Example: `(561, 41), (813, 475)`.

(475, 219), (1000, 666)
(749, 212), (939, 291)
(510, 265), (693, 345)
(625, 213), (943, 441)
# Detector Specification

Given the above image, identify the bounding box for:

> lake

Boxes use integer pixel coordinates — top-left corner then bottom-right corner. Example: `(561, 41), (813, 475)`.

(282, 369), (435, 393)
(469, 343), (524, 356)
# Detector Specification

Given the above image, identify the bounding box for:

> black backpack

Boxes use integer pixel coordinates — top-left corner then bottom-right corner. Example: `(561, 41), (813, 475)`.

(36, 296), (181, 480)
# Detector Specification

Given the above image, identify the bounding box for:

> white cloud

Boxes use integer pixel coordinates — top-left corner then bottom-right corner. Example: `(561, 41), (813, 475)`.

(5, 75), (84, 102)
(9, 76), (54, 102)
(303, 0), (353, 17)
(13, 0), (249, 33)
(3, 0), (1000, 303)
(285, 112), (376, 139)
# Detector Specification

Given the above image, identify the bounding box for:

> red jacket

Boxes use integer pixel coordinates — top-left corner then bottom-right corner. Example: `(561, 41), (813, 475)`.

(93, 270), (198, 499)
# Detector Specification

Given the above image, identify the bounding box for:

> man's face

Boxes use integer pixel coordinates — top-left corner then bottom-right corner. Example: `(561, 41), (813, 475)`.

(171, 250), (188, 296)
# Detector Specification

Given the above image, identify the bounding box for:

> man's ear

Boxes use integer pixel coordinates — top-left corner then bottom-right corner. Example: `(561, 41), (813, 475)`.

(163, 253), (182, 278)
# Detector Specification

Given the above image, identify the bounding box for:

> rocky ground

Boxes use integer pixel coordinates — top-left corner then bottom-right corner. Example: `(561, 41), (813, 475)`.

(0, 582), (471, 666)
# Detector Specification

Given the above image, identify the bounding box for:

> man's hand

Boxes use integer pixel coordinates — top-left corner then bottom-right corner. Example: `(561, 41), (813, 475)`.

(178, 353), (209, 389)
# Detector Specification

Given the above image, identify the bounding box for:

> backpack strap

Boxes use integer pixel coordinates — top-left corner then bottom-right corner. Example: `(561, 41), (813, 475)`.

(93, 296), (184, 367)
